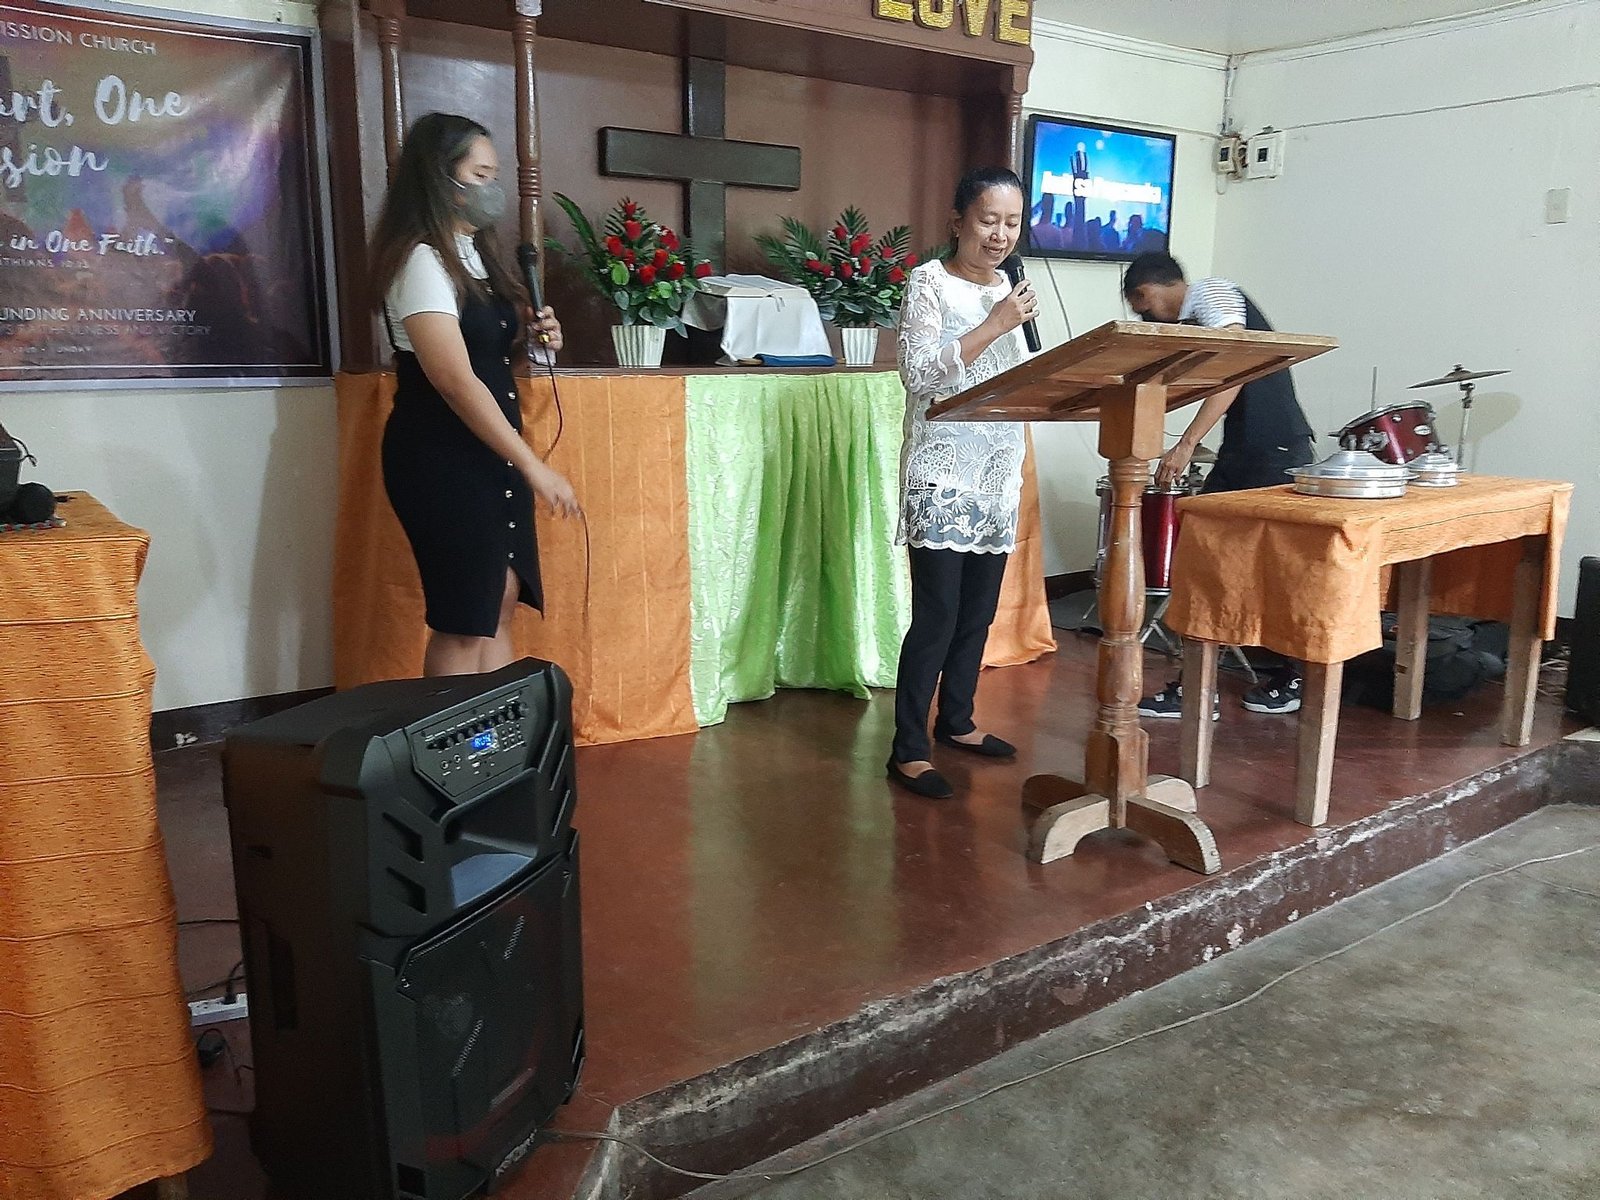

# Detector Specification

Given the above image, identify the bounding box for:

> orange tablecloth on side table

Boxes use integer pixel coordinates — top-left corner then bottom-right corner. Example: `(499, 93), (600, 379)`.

(1165, 475), (1573, 664)
(333, 371), (1053, 746)
(0, 493), (210, 1200)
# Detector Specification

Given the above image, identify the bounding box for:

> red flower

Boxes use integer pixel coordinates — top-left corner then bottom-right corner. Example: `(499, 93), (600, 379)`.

(623, 219), (644, 242)
(804, 257), (823, 273)
(605, 235), (624, 256)
(693, 261), (713, 278)
(662, 229), (680, 251)
(839, 260), (855, 279)
(904, 254), (919, 268)
(653, 248), (670, 267)
(668, 261), (686, 280)
(858, 253), (873, 269)
(821, 264), (834, 277)
(638, 264), (657, 284)
(888, 266), (906, 284)
(623, 249), (636, 264)
(850, 233), (871, 254)
(622, 200), (638, 217)
(833, 224), (848, 241)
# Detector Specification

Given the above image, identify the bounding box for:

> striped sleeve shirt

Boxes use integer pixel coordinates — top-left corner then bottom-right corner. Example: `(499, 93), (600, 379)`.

(1178, 277), (1247, 329)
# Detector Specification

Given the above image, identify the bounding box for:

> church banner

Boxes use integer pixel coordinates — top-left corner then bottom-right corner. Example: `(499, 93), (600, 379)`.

(0, 1), (333, 386)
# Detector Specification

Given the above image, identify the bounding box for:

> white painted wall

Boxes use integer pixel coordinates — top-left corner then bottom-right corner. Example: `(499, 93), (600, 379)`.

(4, 0), (336, 712)
(20, 3), (1582, 716)
(1023, 24), (1228, 577)
(1214, 0), (1599, 610)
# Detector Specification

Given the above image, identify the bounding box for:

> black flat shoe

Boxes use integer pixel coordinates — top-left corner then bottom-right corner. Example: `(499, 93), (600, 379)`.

(935, 732), (1016, 759)
(885, 759), (954, 799)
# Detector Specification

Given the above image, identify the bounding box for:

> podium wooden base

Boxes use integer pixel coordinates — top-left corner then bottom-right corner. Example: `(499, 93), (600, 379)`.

(1024, 773), (1221, 874)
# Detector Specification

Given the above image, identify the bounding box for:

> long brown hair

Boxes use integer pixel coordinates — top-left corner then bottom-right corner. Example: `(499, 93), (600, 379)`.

(368, 112), (527, 314)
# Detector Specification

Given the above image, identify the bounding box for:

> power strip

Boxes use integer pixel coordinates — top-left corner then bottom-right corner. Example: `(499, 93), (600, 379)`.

(189, 993), (249, 1027)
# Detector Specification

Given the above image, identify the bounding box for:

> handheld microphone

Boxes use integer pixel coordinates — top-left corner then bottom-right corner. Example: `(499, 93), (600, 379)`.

(516, 242), (549, 343)
(1000, 254), (1042, 354)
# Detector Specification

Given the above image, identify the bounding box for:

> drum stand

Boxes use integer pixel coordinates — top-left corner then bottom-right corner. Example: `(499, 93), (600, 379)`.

(1454, 379), (1476, 466)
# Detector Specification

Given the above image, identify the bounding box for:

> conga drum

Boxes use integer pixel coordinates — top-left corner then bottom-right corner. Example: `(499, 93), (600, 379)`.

(1335, 402), (1441, 465)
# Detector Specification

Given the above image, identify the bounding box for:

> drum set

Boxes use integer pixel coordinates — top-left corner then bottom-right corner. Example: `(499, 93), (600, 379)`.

(1092, 457), (1205, 596)
(1333, 364), (1507, 468)
(1062, 363), (1508, 654)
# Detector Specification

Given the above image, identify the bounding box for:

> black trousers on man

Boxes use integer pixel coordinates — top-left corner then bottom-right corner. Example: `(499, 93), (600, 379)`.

(892, 546), (1010, 763)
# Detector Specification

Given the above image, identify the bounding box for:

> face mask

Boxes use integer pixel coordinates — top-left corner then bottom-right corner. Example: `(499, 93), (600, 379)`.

(451, 178), (507, 230)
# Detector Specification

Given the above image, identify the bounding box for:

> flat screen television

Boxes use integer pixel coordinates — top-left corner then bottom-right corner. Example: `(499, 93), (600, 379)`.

(1023, 114), (1177, 261)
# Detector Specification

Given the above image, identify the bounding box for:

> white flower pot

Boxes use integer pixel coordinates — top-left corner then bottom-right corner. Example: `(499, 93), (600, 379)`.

(612, 324), (666, 368)
(840, 326), (880, 367)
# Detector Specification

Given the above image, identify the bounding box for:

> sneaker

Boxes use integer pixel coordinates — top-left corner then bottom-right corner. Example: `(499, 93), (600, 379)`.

(1137, 681), (1220, 721)
(1242, 674), (1303, 714)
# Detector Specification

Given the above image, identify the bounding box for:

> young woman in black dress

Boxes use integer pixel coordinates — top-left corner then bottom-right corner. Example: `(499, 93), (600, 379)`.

(369, 113), (581, 677)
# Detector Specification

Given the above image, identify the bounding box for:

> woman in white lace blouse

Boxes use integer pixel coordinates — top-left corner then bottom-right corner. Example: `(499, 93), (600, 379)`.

(888, 167), (1038, 800)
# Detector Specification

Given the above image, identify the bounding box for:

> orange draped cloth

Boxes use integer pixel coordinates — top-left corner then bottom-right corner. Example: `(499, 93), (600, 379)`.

(333, 372), (1054, 745)
(0, 494), (210, 1200)
(1165, 476), (1573, 663)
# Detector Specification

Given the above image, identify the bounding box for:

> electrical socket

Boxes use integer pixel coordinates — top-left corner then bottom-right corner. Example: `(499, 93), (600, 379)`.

(189, 993), (249, 1027)
(1545, 188), (1571, 224)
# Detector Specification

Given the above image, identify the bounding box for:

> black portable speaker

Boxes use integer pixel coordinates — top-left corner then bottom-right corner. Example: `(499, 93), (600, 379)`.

(1568, 556), (1600, 725)
(222, 659), (585, 1200)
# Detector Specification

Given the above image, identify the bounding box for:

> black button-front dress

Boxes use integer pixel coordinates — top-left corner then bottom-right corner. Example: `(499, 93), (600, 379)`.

(381, 283), (543, 637)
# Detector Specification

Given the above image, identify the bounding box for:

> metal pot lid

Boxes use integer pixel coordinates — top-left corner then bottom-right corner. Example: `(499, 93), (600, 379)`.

(1407, 451), (1465, 485)
(1288, 450), (1411, 481)
(1407, 451), (1462, 473)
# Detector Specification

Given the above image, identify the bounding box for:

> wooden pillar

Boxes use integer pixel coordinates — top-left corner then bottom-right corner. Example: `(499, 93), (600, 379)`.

(1005, 69), (1027, 175)
(370, 0), (406, 179)
(511, 0), (545, 314)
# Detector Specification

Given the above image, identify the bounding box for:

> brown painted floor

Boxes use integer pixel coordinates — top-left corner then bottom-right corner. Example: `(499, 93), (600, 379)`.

(148, 635), (1577, 1200)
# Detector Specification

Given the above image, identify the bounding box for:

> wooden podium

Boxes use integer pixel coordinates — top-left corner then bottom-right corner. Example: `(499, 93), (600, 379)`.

(931, 320), (1337, 873)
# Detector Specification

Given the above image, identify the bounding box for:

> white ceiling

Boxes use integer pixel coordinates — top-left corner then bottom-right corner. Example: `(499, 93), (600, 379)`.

(1031, 0), (1542, 55)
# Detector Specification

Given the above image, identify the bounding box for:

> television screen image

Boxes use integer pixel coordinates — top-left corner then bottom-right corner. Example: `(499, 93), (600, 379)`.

(1023, 115), (1177, 261)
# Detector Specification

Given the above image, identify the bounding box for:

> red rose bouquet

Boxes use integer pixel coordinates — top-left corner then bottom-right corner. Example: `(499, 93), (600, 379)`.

(550, 194), (712, 332)
(756, 207), (918, 328)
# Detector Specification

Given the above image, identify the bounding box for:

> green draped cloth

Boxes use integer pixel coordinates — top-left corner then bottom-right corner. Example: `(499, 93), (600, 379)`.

(686, 372), (912, 727)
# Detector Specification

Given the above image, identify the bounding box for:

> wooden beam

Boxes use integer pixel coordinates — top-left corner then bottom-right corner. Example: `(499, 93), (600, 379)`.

(1180, 639), (1219, 789)
(510, 0), (545, 320)
(367, 0), (407, 179)
(1392, 558), (1432, 721)
(1500, 536), (1546, 748)
(1294, 662), (1343, 826)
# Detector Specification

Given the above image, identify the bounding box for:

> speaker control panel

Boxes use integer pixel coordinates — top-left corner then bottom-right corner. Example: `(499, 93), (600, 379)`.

(408, 691), (533, 799)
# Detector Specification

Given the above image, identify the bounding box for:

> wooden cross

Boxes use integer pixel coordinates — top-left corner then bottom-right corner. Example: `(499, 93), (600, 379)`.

(600, 57), (800, 269)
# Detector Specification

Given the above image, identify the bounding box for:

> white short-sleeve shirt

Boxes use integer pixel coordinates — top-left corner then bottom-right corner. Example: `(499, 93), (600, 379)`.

(383, 233), (487, 353)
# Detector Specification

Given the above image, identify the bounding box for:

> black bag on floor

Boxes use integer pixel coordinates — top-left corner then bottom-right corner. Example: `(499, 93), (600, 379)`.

(1345, 615), (1505, 710)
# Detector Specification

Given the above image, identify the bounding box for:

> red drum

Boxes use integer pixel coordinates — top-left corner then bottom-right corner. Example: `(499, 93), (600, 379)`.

(1140, 484), (1186, 594)
(1094, 476), (1193, 594)
(1336, 402), (1440, 465)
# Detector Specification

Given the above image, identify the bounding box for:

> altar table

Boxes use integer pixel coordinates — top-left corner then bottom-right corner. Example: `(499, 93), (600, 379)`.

(1166, 475), (1573, 825)
(333, 371), (1056, 745)
(0, 494), (210, 1200)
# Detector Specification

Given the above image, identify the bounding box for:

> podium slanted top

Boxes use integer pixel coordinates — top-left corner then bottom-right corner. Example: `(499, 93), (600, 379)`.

(928, 320), (1338, 422)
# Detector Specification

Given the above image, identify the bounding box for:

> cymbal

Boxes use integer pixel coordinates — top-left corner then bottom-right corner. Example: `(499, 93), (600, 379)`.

(1191, 445), (1219, 464)
(1409, 365), (1508, 389)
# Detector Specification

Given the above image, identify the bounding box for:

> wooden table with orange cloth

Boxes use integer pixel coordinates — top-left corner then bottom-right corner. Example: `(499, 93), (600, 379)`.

(0, 494), (210, 1200)
(332, 371), (1056, 746)
(1164, 475), (1573, 826)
